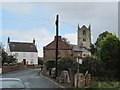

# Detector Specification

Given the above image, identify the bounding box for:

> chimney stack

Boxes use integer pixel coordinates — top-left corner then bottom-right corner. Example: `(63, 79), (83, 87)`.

(89, 24), (91, 30)
(8, 37), (10, 43)
(54, 36), (61, 41)
(33, 38), (35, 44)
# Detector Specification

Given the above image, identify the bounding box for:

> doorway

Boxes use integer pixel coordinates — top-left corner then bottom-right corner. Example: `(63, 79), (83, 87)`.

(23, 59), (26, 65)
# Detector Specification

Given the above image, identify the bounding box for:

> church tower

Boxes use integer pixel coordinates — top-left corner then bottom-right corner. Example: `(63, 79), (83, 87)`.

(77, 24), (91, 49)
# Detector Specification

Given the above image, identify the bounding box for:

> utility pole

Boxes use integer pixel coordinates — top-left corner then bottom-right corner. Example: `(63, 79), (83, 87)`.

(55, 15), (59, 78)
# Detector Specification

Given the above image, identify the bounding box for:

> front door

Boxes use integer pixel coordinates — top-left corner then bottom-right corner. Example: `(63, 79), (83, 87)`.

(23, 59), (26, 65)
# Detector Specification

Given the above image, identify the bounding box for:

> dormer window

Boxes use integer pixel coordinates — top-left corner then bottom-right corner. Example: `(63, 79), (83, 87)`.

(13, 44), (15, 47)
(30, 45), (33, 47)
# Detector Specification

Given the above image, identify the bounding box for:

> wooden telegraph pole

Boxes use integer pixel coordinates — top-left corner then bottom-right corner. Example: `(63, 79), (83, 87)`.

(55, 15), (59, 78)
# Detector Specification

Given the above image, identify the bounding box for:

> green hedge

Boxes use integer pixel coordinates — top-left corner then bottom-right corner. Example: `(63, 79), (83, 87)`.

(45, 59), (56, 70)
(38, 59), (44, 65)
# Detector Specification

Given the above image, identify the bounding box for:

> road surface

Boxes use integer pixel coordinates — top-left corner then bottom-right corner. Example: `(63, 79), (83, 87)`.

(2, 68), (57, 88)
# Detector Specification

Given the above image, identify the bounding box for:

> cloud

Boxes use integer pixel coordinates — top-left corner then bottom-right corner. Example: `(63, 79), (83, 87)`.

(2, 28), (54, 56)
(1, 2), (118, 43)
(1, 2), (118, 56)
(63, 32), (94, 45)
(2, 28), (77, 56)
(63, 33), (77, 45)
(43, 2), (118, 42)
(0, 29), (2, 42)
(2, 3), (36, 15)
(0, 30), (2, 36)
(43, 2), (117, 22)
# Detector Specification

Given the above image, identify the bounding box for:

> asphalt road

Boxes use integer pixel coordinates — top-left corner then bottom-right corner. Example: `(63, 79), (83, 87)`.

(2, 68), (57, 88)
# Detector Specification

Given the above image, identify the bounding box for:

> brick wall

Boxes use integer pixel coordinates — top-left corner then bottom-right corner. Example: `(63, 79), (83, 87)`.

(74, 73), (91, 88)
(2, 66), (26, 73)
(2, 65), (42, 73)
(43, 36), (72, 60)
(85, 74), (91, 86)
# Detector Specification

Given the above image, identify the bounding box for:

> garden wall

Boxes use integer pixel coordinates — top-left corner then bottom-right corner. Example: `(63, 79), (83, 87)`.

(2, 65), (42, 73)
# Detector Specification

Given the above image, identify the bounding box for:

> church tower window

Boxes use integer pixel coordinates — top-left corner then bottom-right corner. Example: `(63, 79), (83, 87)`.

(77, 25), (91, 49)
(83, 30), (86, 35)
(83, 39), (86, 42)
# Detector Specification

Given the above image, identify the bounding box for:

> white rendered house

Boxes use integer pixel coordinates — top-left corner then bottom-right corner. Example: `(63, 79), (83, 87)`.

(6, 37), (38, 65)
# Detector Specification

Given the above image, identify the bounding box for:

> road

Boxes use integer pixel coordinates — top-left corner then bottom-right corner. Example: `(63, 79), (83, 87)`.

(2, 68), (57, 88)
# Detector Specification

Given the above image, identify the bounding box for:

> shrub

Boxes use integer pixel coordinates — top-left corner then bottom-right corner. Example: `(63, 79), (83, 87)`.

(38, 59), (44, 65)
(82, 56), (102, 77)
(3, 63), (9, 66)
(58, 56), (78, 71)
(15, 62), (23, 66)
(45, 59), (56, 70)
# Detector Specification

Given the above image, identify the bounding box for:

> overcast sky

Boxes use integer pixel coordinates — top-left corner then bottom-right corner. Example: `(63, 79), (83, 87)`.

(118, 1), (120, 38)
(0, 2), (118, 56)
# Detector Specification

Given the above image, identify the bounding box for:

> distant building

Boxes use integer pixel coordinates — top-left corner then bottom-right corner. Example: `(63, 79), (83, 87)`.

(6, 37), (38, 65)
(78, 24), (91, 49)
(43, 36), (73, 60)
(74, 25), (91, 63)
(72, 45), (91, 59)
(43, 25), (91, 62)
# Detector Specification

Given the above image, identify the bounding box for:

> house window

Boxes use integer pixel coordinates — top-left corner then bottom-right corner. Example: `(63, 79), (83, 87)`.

(15, 53), (18, 58)
(12, 44), (15, 47)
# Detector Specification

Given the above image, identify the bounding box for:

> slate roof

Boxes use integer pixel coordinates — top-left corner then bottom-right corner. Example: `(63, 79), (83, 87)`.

(72, 45), (90, 52)
(9, 42), (37, 52)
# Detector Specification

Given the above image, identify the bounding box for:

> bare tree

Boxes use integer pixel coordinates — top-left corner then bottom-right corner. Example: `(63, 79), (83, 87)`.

(61, 37), (70, 44)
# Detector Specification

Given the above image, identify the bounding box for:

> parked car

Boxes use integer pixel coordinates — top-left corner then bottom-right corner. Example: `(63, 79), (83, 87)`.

(0, 78), (26, 89)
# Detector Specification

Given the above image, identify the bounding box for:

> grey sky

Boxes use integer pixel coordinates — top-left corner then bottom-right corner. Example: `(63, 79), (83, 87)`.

(43, 2), (118, 42)
(118, 2), (120, 38)
(1, 2), (118, 56)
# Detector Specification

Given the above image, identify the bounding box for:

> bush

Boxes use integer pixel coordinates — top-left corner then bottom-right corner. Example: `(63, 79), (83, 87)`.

(82, 56), (102, 77)
(38, 59), (44, 65)
(3, 63), (9, 66)
(98, 34), (120, 80)
(45, 59), (56, 70)
(15, 62), (23, 66)
(58, 56), (78, 71)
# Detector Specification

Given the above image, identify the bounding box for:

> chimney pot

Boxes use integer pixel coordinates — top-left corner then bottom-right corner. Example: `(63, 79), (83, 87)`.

(8, 37), (10, 43)
(54, 36), (62, 41)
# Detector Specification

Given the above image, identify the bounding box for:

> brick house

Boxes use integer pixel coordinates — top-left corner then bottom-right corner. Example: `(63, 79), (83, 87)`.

(43, 36), (73, 60)
(43, 25), (91, 61)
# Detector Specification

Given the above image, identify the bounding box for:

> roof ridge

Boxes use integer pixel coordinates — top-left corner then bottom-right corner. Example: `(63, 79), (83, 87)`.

(9, 42), (37, 52)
